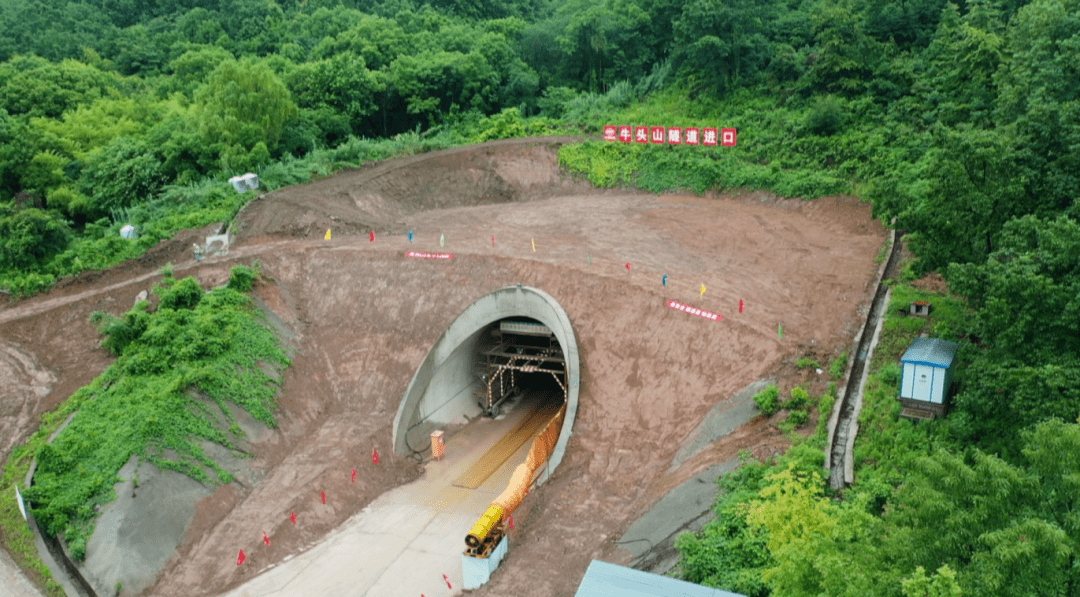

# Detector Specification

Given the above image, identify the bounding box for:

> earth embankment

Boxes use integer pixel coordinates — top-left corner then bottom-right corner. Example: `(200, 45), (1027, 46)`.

(0, 138), (886, 597)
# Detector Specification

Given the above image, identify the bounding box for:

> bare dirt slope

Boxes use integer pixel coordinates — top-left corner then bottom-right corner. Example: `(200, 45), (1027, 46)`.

(0, 138), (885, 597)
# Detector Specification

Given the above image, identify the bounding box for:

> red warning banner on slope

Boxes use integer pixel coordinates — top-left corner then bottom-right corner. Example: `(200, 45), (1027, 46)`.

(605, 126), (737, 146)
(406, 251), (454, 260)
(667, 300), (723, 321)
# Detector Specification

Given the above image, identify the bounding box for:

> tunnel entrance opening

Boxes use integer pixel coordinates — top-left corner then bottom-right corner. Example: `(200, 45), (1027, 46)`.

(392, 284), (579, 489)
(476, 318), (567, 418)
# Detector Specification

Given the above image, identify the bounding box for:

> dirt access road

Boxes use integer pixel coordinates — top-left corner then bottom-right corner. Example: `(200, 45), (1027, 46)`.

(0, 137), (885, 597)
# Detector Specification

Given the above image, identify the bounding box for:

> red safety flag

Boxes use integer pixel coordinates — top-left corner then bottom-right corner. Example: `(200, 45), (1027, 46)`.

(370, 230), (375, 242)
(290, 511), (297, 525)
(739, 299), (744, 314)
(626, 262), (631, 273)
(351, 469), (357, 483)
(443, 573), (452, 589)
(491, 235), (495, 247)
(263, 531), (270, 546)
(321, 491), (326, 505)
(373, 447), (380, 464)
(509, 514), (515, 530)
(721, 128), (738, 146)
(236, 549), (246, 566)
(603, 125), (617, 142)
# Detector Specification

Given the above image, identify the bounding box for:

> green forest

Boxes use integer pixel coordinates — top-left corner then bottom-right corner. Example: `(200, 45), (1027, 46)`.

(0, 0), (1078, 595)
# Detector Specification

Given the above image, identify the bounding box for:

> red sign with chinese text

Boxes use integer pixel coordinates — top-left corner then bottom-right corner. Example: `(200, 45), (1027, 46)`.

(604, 125), (737, 147)
(667, 127), (682, 145)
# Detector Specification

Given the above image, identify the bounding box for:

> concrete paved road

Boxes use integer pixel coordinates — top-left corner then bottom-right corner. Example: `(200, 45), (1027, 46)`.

(215, 394), (546, 597)
(0, 546), (47, 597)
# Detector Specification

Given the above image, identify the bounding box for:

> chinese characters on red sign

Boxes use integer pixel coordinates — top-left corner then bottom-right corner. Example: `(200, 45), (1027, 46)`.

(667, 300), (723, 321)
(406, 251), (454, 260)
(650, 126), (665, 144)
(607, 126), (736, 146)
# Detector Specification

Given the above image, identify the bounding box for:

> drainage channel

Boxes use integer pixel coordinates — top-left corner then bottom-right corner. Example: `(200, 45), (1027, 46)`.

(827, 229), (904, 491)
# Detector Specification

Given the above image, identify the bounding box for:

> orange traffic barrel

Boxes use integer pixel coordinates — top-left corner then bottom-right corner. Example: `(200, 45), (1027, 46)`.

(431, 430), (445, 460)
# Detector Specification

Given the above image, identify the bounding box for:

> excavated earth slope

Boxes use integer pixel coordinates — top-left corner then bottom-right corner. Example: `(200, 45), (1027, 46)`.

(0, 137), (885, 597)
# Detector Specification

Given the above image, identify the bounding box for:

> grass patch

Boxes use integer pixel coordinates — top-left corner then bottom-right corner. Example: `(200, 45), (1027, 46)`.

(795, 356), (822, 370)
(7, 264), (288, 563)
(828, 350), (848, 379)
(853, 282), (970, 487)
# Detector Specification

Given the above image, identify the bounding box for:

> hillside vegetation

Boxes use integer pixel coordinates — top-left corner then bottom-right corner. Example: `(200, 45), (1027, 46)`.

(0, 0), (1078, 595)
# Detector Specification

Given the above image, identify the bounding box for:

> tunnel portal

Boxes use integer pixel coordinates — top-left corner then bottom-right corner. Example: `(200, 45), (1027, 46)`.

(392, 284), (579, 486)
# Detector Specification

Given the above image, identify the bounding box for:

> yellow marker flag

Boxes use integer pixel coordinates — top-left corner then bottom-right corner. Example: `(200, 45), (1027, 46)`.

(531, 238), (536, 252)
(324, 229), (332, 240)
(700, 283), (706, 297)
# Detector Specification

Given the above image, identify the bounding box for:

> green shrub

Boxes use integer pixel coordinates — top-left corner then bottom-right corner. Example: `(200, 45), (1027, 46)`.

(788, 386), (810, 410)
(815, 392), (837, 439)
(753, 385), (781, 416)
(788, 409), (810, 427)
(795, 356), (821, 369)
(226, 263), (260, 293)
(804, 95), (846, 136)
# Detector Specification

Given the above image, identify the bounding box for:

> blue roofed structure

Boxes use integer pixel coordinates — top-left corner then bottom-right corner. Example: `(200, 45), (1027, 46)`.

(899, 337), (959, 420)
(575, 560), (748, 597)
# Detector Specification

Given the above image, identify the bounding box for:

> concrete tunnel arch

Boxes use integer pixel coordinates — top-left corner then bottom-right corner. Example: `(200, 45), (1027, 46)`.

(392, 284), (579, 486)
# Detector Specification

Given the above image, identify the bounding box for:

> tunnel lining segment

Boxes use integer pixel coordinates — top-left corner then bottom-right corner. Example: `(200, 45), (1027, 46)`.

(392, 284), (579, 486)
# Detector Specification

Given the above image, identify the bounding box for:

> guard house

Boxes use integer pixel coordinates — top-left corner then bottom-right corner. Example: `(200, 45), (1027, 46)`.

(575, 560), (747, 597)
(899, 337), (959, 420)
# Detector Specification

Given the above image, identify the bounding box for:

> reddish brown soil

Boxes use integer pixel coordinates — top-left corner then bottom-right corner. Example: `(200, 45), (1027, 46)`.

(0, 138), (885, 597)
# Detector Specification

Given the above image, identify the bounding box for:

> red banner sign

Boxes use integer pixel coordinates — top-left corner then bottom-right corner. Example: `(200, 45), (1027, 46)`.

(406, 251), (453, 260)
(667, 300), (722, 321)
(606, 126), (736, 146)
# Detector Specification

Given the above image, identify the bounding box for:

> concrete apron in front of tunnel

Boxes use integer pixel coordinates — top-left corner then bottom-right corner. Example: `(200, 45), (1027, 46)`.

(216, 391), (552, 597)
